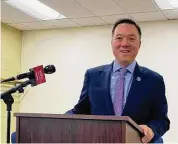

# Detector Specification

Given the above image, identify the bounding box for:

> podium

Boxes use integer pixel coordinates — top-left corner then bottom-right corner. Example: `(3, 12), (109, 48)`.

(14, 113), (143, 143)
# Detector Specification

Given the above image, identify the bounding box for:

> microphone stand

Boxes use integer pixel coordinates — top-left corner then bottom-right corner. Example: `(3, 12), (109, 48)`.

(1, 80), (31, 143)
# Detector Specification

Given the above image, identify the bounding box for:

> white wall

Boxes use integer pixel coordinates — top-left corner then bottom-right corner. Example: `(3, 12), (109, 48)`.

(20, 20), (178, 142)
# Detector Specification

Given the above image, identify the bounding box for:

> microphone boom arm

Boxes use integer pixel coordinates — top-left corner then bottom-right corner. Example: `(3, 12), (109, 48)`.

(0, 80), (31, 143)
(1, 80), (31, 99)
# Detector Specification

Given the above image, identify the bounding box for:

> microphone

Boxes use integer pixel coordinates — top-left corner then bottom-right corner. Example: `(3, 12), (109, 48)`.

(1, 65), (56, 84)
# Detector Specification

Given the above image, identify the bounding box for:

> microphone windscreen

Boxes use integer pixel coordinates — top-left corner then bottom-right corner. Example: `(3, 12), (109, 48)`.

(44, 65), (56, 74)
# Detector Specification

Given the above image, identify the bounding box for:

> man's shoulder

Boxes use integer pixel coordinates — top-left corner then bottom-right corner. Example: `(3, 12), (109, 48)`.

(87, 64), (112, 73)
(139, 65), (163, 80)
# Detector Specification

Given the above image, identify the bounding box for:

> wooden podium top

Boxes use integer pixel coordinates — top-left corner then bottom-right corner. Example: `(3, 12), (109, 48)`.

(14, 113), (143, 135)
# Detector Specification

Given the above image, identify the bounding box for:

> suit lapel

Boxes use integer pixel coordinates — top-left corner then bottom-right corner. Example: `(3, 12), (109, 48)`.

(122, 64), (145, 115)
(98, 63), (115, 115)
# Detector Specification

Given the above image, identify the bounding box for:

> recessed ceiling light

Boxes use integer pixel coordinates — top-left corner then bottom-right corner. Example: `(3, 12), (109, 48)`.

(5, 0), (66, 20)
(155, 0), (178, 9)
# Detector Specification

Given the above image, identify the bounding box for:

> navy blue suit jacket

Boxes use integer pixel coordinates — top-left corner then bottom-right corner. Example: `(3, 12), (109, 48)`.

(67, 62), (170, 143)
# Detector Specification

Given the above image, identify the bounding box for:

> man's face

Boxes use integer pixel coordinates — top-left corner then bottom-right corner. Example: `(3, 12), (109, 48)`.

(111, 23), (141, 66)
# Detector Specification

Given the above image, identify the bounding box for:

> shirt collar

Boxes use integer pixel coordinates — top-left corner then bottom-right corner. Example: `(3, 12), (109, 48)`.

(113, 60), (136, 74)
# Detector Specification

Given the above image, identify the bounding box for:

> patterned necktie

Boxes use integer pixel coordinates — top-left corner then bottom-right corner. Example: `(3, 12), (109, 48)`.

(113, 68), (127, 115)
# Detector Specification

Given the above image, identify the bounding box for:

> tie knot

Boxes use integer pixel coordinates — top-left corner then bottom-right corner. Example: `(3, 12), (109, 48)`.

(119, 68), (127, 77)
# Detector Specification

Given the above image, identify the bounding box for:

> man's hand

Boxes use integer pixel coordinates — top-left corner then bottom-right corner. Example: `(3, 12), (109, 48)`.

(139, 125), (154, 143)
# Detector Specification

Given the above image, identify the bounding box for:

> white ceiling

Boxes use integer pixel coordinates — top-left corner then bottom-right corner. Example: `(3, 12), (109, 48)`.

(1, 0), (178, 30)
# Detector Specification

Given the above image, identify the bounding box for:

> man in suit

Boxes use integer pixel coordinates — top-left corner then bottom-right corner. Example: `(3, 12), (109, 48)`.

(66, 18), (170, 143)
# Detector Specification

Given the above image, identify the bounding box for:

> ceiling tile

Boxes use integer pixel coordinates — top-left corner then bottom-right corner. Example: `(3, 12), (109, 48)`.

(114, 0), (159, 13)
(1, 17), (15, 24)
(7, 23), (33, 30)
(72, 17), (107, 26)
(48, 19), (80, 28)
(20, 21), (56, 30)
(130, 11), (167, 21)
(162, 9), (178, 19)
(100, 14), (131, 24)
(39, 0), (95, 18)
(1, 2), (39, 23)
(76, 0), (125, 16)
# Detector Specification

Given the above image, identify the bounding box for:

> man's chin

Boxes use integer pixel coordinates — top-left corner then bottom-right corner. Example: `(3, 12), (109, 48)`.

(117, 60), (131, 67)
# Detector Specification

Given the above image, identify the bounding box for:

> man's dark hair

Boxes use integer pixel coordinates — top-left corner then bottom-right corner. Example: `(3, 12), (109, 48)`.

(112, 18), (142, 39)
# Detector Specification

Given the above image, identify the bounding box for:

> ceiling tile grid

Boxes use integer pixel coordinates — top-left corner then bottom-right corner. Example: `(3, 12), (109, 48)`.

(114, 0), (160, 13)
(17, 21), (56, 30)
(162, 9), (178, 19)
(7, 23), (33, 30)
(48, 19), (81, 28)
(1, 0), (177, 30)
(39, 0), (95, 18)
(131, 11), (167, 22)
(76, 0), (125, 16)
(100, 14), (132, 24)
(72, 17), (108, 26)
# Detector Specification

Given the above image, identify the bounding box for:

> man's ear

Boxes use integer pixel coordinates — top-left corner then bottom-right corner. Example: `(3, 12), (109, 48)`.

(111, 38), (113, 45)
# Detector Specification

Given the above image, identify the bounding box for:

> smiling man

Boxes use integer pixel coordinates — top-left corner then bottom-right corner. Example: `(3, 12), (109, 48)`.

(66, 18), (170, 143)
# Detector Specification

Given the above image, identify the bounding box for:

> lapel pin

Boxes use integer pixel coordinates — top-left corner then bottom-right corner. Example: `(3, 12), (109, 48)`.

(136, 77), (141, 81)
